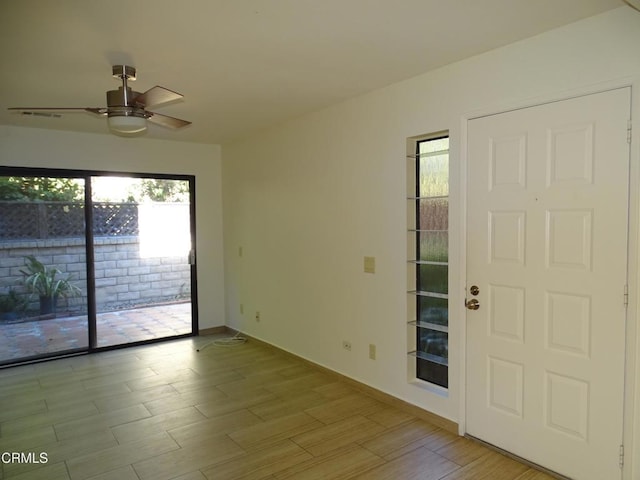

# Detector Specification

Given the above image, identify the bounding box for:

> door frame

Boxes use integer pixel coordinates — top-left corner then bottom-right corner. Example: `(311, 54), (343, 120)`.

(458, 79), (640, 479)
(0, 165), (199, 364)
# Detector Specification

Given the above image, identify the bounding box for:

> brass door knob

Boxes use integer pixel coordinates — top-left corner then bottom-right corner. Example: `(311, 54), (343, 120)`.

(465, 299), (480, 310)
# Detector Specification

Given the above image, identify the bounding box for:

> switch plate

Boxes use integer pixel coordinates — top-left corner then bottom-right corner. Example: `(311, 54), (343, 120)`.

(364, 256), (376, 274)
(369, 344), (376, 360)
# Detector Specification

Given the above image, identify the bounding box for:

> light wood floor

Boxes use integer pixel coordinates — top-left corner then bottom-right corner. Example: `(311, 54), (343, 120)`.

(0, 335), (556, 480)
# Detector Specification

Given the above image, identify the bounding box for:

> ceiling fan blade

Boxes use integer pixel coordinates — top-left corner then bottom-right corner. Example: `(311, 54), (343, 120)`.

(8, 107), (107, 116)
(132, 86), (183, 108)
(147, 111), (191, 129)
(84, 107), (108, 116)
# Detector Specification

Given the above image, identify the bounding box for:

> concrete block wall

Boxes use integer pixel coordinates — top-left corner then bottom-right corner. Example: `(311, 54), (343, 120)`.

(0, 236), (191, 314)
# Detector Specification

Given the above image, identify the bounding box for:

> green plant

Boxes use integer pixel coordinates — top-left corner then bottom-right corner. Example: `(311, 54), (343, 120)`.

(0, 289), (26, 314)
(0, 177), (83, 201)
(20, 255), (81, 314)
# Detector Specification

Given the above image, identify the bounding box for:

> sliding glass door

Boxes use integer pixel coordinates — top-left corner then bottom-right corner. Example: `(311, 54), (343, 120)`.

(0, 169), (196, 366)
(91, 176), (193, 347)
(0, 175), (89, 365)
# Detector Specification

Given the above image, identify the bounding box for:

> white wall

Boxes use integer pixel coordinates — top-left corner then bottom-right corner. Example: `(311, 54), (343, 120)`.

(0, 126), (225, 330)
(221, 5), (640, 477)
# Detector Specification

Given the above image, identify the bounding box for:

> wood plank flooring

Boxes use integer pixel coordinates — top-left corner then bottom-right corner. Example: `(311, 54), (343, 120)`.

(0, 336), (556, 480)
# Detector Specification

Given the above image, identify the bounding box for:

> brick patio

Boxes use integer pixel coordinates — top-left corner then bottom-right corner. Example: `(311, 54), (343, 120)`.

(0, 302), (192, 364)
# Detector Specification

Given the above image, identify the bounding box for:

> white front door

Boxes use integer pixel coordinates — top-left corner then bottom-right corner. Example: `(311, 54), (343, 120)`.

(466, 88), (630, 480)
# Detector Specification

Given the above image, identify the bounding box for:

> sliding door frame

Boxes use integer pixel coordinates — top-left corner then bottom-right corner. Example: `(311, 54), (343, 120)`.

(0, 165), (198, 364)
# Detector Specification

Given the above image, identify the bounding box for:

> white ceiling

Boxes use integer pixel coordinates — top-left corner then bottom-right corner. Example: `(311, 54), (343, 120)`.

(0, 0), (625, 145)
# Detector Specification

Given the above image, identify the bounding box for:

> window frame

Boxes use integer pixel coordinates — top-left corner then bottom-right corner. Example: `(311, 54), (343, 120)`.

(407, 133), (450, 389)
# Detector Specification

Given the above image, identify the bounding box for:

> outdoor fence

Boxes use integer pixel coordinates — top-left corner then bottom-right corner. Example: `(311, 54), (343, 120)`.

(0, 201), (139, 240)
(0, 202), (191, 318)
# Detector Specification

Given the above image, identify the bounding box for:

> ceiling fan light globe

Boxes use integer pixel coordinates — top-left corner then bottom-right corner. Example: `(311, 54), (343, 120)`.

(108, 115), (147, 134)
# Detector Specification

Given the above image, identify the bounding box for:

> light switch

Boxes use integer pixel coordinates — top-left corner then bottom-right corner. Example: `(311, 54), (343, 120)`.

(364, 256), (376, 274)
(369, 344), (376, 360)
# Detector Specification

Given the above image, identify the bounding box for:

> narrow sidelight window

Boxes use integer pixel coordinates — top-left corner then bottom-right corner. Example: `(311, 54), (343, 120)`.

(414, 135), (449, 388)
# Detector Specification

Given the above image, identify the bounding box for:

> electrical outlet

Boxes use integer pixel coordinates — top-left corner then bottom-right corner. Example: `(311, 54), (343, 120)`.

(255, 311), (260, 322)
(369, 344), (376, 360)
(342, 340), (352, 351)
(240, 304), (244, 314)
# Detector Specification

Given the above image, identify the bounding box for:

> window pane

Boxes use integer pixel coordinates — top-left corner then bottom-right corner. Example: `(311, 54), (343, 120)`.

(417, 357), (448, 388)
(418, 198), (448, 231)
(92, 177), (193, 348)
(417, 296), (448, 326)
(417, 329), (448, 362)
(0, 175), (89, 365)
(418, 154), (449, 197)
(418, 231), (448, 262)
(418, 264), (448, 294)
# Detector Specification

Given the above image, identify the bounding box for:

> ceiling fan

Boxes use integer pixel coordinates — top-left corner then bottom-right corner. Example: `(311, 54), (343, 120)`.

(8, 65), (191, 135)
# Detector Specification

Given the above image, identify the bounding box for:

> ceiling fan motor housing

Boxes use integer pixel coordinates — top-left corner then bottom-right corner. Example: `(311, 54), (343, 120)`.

(106, 88), (148, 118)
